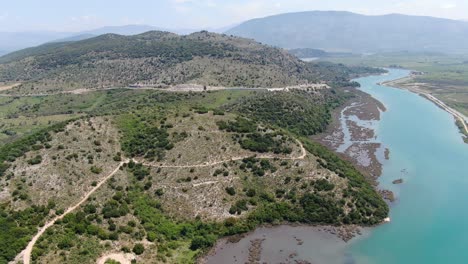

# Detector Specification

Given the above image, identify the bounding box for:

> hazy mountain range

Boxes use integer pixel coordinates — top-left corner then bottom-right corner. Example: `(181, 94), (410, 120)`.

(226, 11), (468, 53)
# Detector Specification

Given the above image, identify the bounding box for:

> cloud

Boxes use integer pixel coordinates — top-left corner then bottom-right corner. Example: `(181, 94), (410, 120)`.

(441, 3), (457, 9)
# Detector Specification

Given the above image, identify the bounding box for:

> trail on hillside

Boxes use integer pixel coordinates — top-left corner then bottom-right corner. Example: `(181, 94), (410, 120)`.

(16, 160), (127, 264)
(0, 83), (21, 92)
(142, 139), (307, 169)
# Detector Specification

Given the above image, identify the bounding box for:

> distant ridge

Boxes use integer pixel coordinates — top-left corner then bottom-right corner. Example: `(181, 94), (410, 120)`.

(0, 31), (343, 93)
(226, 11), (468, 53)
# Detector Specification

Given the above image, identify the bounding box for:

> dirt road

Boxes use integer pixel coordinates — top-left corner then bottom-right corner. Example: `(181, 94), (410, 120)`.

(423, 93), (468, 135)
(15, 160), (127, 264)
(143, 139), (307, 169)
(0, 83), (21, 92)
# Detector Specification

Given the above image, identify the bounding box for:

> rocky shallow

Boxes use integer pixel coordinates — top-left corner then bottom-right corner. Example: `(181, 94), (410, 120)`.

(201, 225), (356, 264)
(314, 89), (387, 182)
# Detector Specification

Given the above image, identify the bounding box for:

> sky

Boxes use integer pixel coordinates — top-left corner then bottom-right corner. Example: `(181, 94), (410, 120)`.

(1, 0), (467, 32)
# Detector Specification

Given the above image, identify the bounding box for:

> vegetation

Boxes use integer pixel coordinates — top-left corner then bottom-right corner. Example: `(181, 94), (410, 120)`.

(0, 31), (356, 94)
(132, 244), (145, 255)
(239, 133), (292, 154)
(301, 138), (389, 222)
(0, 206), (50, 263)
(226, 89), (348, 136)
(118, 114), (172, 161)
(0, 121), (69, 177)
(216, 117), (257, 133)
(0, 49), (389, 263)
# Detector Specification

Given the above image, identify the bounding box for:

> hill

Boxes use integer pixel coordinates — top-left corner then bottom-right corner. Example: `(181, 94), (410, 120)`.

(0, 87), (388, 264)
(226, 11), (468, 53)
(0, 25), (205, 55)
(0, 31), (370, 94)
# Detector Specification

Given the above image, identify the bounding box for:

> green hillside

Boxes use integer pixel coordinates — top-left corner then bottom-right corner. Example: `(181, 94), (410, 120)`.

(0, 31), (349, 94)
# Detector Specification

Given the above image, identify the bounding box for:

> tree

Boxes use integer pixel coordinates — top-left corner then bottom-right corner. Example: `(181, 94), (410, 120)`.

(132, 243), (145, 255)
(190, 235), (216, 250)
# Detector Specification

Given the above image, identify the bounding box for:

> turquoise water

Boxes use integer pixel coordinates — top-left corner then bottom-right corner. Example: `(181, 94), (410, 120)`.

(350, 69), (468, 264)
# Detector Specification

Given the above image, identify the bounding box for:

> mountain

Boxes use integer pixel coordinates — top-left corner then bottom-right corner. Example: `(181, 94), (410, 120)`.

(226, 11), (468, 53)
(0, 25), (231, 55)
(0, 31), (346, 94)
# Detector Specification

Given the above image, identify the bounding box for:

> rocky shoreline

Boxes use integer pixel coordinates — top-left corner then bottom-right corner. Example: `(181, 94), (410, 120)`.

(313, 86), (400, 206)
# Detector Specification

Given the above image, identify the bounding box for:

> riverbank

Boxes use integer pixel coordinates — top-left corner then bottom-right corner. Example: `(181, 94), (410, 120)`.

(382, 73), (468, 143)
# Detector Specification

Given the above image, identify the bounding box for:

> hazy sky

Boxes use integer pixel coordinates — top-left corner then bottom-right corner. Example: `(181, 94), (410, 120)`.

(1, 0), (467, 32)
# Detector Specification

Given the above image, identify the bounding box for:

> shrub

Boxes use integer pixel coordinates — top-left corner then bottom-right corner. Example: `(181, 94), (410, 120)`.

(225, 187), (236, 196)
(27, 155), (42, 165)
(90, 166), (103, 174)
(190, 235), (216, 250)
(313, 179), (335, 191)
(133, 243), (145, 255)
(246, 189), (256, 197)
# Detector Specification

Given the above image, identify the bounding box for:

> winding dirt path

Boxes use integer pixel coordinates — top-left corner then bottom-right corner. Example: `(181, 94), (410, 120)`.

(16, 160), (127, 264)
(142, 139), (307, 169)
(0, 83), (21, 92)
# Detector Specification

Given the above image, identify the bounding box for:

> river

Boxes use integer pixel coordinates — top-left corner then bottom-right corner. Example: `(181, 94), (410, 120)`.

(205, 68), (468, 264)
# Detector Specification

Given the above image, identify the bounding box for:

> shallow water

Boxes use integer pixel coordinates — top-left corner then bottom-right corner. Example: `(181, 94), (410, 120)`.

(206, 69), (468, 264)
(206, 225), (350, 264)
(336, 103), (380, 153)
